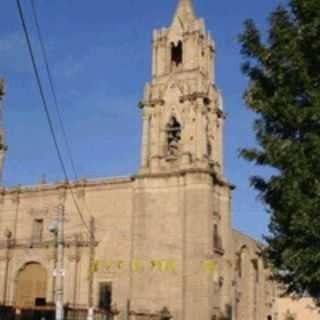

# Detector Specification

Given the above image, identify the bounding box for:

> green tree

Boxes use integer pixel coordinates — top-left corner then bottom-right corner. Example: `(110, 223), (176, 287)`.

(238, 0), (320, 301)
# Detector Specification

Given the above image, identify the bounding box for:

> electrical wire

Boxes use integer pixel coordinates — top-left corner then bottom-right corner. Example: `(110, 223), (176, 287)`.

(29, 0), (97, 240)
(15, 0), (91, 237)
(30, 0), (79, 182)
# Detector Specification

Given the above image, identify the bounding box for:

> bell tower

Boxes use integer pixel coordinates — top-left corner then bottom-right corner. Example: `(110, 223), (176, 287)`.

(139, 0), (225, 176)
(132, 2), (234, 319)
(0, 80), (6, 182)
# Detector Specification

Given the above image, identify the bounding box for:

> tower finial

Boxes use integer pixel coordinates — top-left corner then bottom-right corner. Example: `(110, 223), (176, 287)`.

(173, 0), (196, 25)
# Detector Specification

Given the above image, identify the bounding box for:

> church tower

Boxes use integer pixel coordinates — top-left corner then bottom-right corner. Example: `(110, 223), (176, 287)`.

(132, 1), (234, 319)
(0, 80), (6, 182)
(139, 0), (225, 177)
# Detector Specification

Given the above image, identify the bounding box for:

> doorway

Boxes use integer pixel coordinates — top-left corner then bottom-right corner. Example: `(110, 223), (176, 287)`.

(15, 262), (48, 307)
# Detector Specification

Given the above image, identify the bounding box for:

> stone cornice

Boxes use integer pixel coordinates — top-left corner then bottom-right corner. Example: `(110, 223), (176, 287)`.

(1, 176), (134, 196)
(135, 168), (234, 189)
(0, 239), (98, 250)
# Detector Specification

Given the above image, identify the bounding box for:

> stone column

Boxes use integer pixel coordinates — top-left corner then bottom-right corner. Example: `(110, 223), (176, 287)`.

(11, 188), (21, 242)
(157, 40), (166, 76)
(140, 109), (152, 170)
(152, 35), (157, 78)
(68, 238), (81, 308)
(150, 108), (160, 171)
(195, 103), (202, 162)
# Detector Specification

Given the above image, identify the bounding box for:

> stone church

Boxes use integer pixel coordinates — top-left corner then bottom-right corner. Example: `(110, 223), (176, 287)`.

(0, 0), (278, 319)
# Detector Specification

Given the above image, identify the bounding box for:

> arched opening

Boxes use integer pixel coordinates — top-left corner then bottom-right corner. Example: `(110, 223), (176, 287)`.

(171, 41), (183, 67)
(267, 316), (272, 320)
(15, 262), (48, 307)
(237, 246), (248, 278)
(166, 116), (181, 157)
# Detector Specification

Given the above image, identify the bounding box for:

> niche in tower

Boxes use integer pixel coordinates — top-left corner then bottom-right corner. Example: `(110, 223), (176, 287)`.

(171, 41), (183, 68)
(166, 116), (181, 158)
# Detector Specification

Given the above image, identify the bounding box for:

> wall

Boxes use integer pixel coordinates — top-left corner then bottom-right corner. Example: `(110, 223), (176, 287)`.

(276, 298), (320, 320)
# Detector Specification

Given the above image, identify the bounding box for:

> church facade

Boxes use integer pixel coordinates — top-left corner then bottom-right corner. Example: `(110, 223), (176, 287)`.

(0, 1), (277, 319)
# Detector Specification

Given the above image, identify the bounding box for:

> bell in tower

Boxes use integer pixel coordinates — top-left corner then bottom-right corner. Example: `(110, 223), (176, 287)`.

(139, 0), (225, 176)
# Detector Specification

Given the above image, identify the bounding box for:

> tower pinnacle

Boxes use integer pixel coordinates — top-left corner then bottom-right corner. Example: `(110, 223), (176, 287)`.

(139, 0), (222, 175)
(173, 0), (196, 25)
(0, 80), (6, 182)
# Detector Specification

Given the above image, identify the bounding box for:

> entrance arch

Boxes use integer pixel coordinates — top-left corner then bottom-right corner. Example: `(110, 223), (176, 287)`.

(15, 262), (48, 307)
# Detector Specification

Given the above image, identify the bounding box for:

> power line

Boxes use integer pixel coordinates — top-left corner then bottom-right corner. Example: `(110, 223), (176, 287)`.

(16, 0), (68, 186)
(30, 0), (79, 182)
(15, 0), (91, 237)
(29, 0), (96, 239)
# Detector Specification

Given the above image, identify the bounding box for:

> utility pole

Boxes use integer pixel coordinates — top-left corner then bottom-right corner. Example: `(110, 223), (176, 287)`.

(87, 217), (95, 320)
(56, 204), (65, 320)
(72, 234), (80, 308)
(52, 231), (58, 303)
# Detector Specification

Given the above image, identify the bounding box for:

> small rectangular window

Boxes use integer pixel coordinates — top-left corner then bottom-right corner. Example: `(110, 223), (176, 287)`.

(98, 282), (112, 311)
(32, 219), (43, 243)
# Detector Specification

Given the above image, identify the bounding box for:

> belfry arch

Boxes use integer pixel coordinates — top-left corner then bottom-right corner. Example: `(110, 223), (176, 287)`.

(15, 262), (48, 307)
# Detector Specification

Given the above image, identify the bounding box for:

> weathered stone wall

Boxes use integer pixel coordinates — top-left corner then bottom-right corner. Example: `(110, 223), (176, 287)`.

(232, 230), (277, 320)
(276, 297), (320, 320)
(0, 178), (134, 312)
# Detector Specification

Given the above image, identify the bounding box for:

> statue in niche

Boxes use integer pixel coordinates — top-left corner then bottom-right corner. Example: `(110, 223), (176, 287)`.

(166, 116), (181, 158)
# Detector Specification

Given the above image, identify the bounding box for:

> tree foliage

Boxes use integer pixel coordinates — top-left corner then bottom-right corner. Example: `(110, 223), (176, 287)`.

(239, 0), (320, 300)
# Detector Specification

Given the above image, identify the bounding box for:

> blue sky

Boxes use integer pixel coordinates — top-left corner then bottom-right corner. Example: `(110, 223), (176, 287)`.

(0, 0), (283, 240)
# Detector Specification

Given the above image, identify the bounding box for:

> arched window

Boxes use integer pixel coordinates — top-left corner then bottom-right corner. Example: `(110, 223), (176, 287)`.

(237, 247), (247, 278)
(171, 41), (183, 67)
(166, 116), (181, 157)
